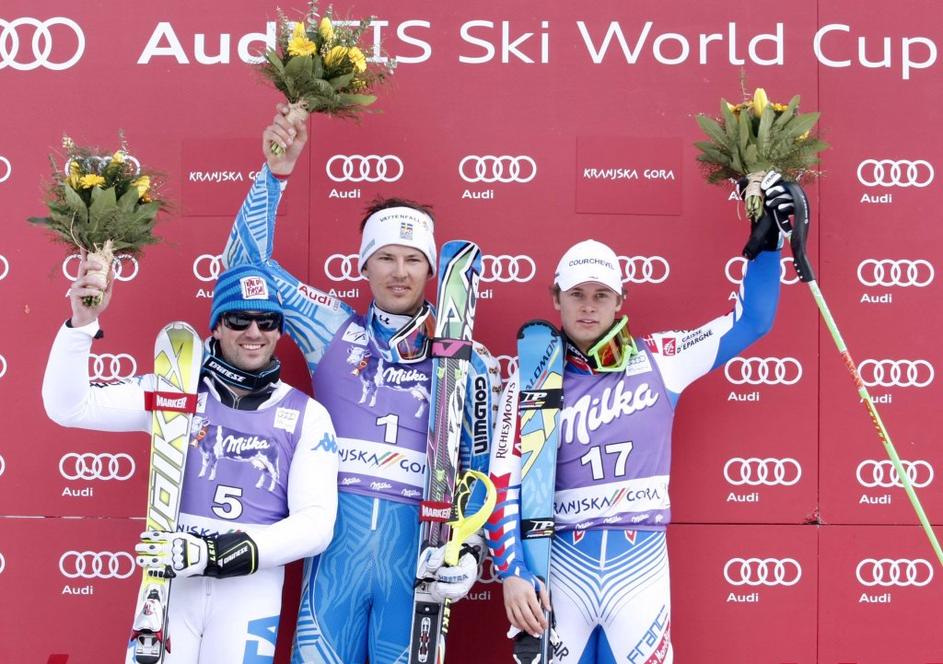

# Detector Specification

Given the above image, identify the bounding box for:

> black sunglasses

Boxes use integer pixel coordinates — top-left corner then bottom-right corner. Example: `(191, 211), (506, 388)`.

(220, 312), (283, 332)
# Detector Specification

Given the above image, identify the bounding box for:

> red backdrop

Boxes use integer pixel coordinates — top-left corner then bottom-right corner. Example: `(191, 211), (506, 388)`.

(1, 1), (942, 662)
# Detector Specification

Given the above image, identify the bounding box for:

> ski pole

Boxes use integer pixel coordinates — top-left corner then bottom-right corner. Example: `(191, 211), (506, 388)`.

(782, 182), (943, 569)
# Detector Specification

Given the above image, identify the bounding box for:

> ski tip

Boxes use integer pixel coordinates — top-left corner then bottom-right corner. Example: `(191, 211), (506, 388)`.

(517, 320), (560, 340)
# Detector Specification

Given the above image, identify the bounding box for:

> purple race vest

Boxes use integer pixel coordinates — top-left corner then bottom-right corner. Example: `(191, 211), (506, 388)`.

(179, 385), (309, 525)
(313, 315), (432, 504)
(554, 344), (674, 532)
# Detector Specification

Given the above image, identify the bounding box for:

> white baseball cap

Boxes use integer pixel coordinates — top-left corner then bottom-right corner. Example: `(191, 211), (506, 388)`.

(359, 206), (436, 273)
(554, 239), (622, 293)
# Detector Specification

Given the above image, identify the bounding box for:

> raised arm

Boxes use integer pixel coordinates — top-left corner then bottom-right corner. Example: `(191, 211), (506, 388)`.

(222, 105), (354, 372)
(42, 253), (150, 433)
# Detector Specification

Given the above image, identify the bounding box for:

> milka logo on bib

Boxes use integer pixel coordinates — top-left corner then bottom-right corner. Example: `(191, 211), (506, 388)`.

(346, 346), (430, 417)
(561, 382), (659, 444)
(192, 419), (280, 491)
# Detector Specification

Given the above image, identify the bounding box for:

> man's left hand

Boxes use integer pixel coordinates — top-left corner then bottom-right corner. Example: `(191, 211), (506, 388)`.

(417, 534), (486, 603)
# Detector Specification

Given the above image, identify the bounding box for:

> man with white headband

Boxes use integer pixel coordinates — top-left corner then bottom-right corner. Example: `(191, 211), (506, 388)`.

(222, 105), (500, 663)
(486, 179), (793, 663)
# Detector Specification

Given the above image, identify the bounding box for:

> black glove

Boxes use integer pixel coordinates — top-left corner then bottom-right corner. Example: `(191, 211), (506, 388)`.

(737, 171), (793, 259)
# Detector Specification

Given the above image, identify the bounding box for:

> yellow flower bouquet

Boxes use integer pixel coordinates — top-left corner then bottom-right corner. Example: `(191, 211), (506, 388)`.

(258, 1), (396, 154)
(28, 135), (166, 305)
(695, 88), (828, 219)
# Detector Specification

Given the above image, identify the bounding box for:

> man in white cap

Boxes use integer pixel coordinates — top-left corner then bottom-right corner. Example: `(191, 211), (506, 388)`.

(221, 105), (500, 663)
(486, 180), (794, 663)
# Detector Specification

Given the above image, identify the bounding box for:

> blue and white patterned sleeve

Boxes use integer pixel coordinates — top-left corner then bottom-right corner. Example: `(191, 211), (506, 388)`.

(222, 164), (354, 373)
(644, 249), (782, 406)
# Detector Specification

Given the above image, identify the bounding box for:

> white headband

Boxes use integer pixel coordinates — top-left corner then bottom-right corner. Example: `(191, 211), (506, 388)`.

(358, 206), (437, 273)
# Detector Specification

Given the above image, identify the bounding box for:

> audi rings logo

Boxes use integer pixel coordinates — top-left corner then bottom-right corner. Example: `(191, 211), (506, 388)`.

(59, 452), (135, 481)
(324, 254), (366, 282)
(481, 255), (536, 283)
(326, 154), (403, 183)
(88, 353), (137, 382)
(857, 259), (934, 288)
(0, 155), (10, 183)
(0, 17), (85, 71)
(857, 359), (934, 388)
(476, 558), (500, 585)
(619, 256), (669, 284)
(193, 254), (224, 282)
(725, 256), (799, 286)
(855, 559), (933, 587)
(0, 453), (5, 478)
(0, 254), (8, 280)
(857, 159), (934, 188)
(724, 357), (802, 386)
(59, 551), (135, 580)
(496, 355), (518, 381)
(0, 354), (7, 379)
(0, 552), (5, 575)
(62, 253), (139, 282)
(856, 459), (934, 489)
(724, 458), (802, 486)
(723, 558), (802, 586)
(459, 155), (537, 183)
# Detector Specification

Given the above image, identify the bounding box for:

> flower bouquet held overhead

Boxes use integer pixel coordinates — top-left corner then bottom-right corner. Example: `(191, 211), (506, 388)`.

(28, 135), (166, 306)
(257, 0), (396, 154)
(696, 88), (943, 570)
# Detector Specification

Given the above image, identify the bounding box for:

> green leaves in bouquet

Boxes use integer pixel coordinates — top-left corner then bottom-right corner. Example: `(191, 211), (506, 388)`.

(694, 90), (828, 185)
(27, 139), (165, 255)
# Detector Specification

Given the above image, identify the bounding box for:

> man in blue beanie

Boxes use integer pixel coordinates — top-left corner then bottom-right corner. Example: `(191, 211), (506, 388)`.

(43, 255), (339, 662)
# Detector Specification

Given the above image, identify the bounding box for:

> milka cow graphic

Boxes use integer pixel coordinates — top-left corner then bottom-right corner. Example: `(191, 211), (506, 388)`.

(346, 347), (430, 418)
(191, 417), (280, 492)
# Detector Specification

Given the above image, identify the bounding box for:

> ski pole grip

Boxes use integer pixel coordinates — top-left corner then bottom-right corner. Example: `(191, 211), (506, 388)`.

(784, 181), (816, 283)
(444, 470), (497, 566)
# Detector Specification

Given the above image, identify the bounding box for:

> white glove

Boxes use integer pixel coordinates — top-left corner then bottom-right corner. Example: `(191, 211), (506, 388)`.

(135, 530), (208, 578)
(417, 533), (486, 603)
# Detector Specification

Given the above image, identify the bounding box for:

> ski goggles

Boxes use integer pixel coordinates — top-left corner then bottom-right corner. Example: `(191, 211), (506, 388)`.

(587, 316), (637, 372)
(220, 311), (283, 332)
(387, 304), (436, 364)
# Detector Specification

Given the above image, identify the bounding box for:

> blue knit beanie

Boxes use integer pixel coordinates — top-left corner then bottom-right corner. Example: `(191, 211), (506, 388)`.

(209, 265), (284, 330)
